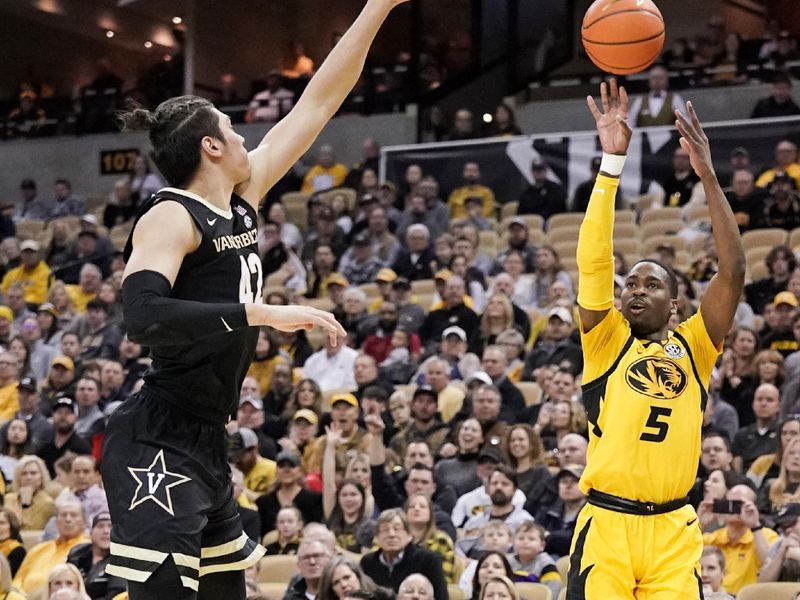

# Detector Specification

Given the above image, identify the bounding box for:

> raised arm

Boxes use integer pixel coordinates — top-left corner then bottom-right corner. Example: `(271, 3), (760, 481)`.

(578, 79), (632, 333)
(236, 0), (409, 207)
(675, 103), (745, 347)
(123, 203), (346, 346)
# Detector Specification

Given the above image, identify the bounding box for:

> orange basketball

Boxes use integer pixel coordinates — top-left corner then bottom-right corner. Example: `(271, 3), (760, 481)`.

(582, 0), (665, 75)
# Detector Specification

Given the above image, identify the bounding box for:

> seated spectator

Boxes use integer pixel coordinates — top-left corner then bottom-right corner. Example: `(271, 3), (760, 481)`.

(307, 393), (369, 475)
(751, 72), (800, 119)
(1, 240), (52, 306)
(280, 41), (315, 79)
(66, 511), (124, 599)
(435, 418), (488, 498)
(725, 170), (769, 232)
(228, 427), (276, 502)
(246, 71), (295, 124)
(718, 327), (758, 423)
(271, 378), (322, 443)
(318, 555), (392, 600)
(36, 397), (92, 478)
(476, 294), (518, 357)
(530, 246), (574, 310)
(45, 563), (90, 600)
(534, 464), (587, 557)
(73, 379), (104, 441)
(419, 276), (479, 351)
(732, 383), (780, 473)
(447, 162), (495, 220)
(12, 499), (89, 595)
(405, 493), (455, 582)
(758, 502), (800, 583)
(64, 264), (102, 314)
(486, 103), (522, 137)
(0, 417), (34, 482)
(572, 156), (623, 212)
(0, 508), (25, 577)
(699, 546), (734, 600)
(398, 574), (436, 600)
(697, 469), (754, 534)
(522, 308), (583, 379)
(701, 484), (778, 594)
(628, 65), (686, 127)
(360, 508), (447, 600)
(749, 417), (800, 491)
(516, 159), (566, 221)
(47, 180), (85, 221)
(744, 246), (794, 315)
(657, 146), (703, 208)
(463, 197), (493, 232)
(322, 466), (374, 553)
(54, 456), (107, 531)
(392, 224), (436, 282)
(245, 328), (288, 398)
(255, 451), (322, 537)
(302, 334), (358, 393)
(505, 425), (551, 515)
(763, 437), (800, 515)
(265, 506), (303, 555)
(301, 145), (348, 194)
(390, 387), (449, 458)
(448, 109), (477, 141)
(14, 178), (51, 222)
(762, 172), (800, 230)
(4, 455), (55, 530)
(459, 549), (514, 600)
(340, 234), (384, 286)
(6, 90), (46, 138)
(287, 537), (335, 600)
(486, 275), (532, 341)
(0, 554), (23, 600)
(301, 207), (348, 266)
(363, 206), (401, 267)
(507, 521), (560, 596)
(756, 140), (800, 190)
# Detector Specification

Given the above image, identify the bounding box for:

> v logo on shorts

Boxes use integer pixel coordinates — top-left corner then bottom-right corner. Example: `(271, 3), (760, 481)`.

(128, 450), (191, 516)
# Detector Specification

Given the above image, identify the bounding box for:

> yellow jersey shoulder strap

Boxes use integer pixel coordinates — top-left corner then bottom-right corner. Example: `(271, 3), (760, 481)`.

(671, 329), (709, 412)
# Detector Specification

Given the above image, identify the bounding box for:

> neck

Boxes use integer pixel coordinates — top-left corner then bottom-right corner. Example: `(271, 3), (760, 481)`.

(54, 430), (72, 446)
(563, 498), (585, 512)
(491, 503), (513, 516)
(756, 416), (775, 428)
(409, 523), (426, 541)
(727, 522), (748, 542)
(415, 418), (434, 431)
(185, 174), (234, 211)
(306, 578), (320, 594)
(92, 547), (109, 562)
(18, 406), (35, 417)
(516, 457), (532, 472)
(636, 327), (670, 343)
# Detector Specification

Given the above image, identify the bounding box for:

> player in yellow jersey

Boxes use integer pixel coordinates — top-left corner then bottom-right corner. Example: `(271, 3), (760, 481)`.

(566, 79), (746, 599)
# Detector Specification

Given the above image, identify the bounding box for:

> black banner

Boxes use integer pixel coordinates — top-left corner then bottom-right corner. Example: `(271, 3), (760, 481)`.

(381, 117), (800, 207)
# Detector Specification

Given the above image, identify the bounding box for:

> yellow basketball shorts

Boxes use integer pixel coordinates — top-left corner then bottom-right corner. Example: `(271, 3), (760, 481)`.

(566, 502), (704, 600)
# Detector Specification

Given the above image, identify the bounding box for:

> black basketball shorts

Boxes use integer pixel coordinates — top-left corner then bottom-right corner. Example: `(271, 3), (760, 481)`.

(101, 390), (265, 592)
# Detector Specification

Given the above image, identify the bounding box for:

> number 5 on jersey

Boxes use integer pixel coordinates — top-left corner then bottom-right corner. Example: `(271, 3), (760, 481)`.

(239, 253), (263, 303)
(640, 406), (672, 443)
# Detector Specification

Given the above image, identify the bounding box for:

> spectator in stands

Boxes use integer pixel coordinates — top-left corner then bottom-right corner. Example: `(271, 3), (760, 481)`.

(73, 379), (104, 441)
(318, 555), (390, 600)
(628, 65), (686, 127)
(396, 193), (447, 244)
(128, 152), (163, 205)
(364, 206), (401, 267)
(363, 301), (420, 367)
(764, 31), (800, 65)
(522, 307), (582, 378)
(761, 292), (798, 356)
(419, 276), (479, 351)
(302, 206), (348, 264)
(102, 179), (135, 230)
(71, 299), (121, 361)
(307, 393), (369, 475)
(404, 493), (455, 581)
(47, 180), (85, 221)
(344, 138), (381, 190)
(782, 317), (800, 415)
(536, 464), (587, 558)
(66, 510), (123, 599)
(14, 179), (50, 222)
(762, 436), (800, 515)
(732, 383), (780, 473)
(763, 172), (800, 230)
(256, 450), (322, 536)
(505, 424), (551, 510)
(0, 349), (19, 423)
(246, 71), (295, 125)
(725, 170), (769, 232)
(447, 163), (495, 220)
(229, 427), (276, 502)
(448, 109), (476, 141)
(391, 277), (426, 333)
(392, 224), (435, 282)
(718, 327), (758, 425)
(757, 140), (800, 189)
(530, 246), (574, 309)
(658, 146), (703, 208)
(45, 563), (90, 600)
(1, 376), (50, 449)
(398, 574), (435, 600)
(492, 219), (536, 275)
(758, 502), (800, 582)
(702, 485), (778, 594)
(1, 240), (51, 306)
(390, 387), (449, 458)
(268, 202), (303, 251)
(321, 462), (374, 553)
(40, 356), (75, 416)
(748, 417), (800, 492)
(752, 72), (800, 119)
(699, 546), (734, 599)
(572, 156), (623, 212)
(264, 505), (302, 555)
(12, 499), (88, 595)
(6, 90), (46, 138)
(340, 234), (384, 286)
(361, 509), (447, 600)
(486, 103), (522, 137)
(280, 41), (315, 79)
(302, 145), (348, 194)
(4, 455), (54, 531)
(745, 246), (795, 315)
(36, 397), (92, 477)
(0, 508), (25, 578)
(517, 159), (566, 221)
(287, 537), (334, 600)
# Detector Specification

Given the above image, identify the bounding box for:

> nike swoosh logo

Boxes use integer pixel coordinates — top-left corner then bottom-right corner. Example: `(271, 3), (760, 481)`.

(592, 189), (605, 195)
(207, 217), (217, 226)
(220, 317), (232, 332)
(686, 518), (697, 527)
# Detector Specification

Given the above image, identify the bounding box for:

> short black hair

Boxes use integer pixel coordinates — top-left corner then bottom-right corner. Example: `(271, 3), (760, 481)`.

(702, 429), (732, 453)
(489, 464), (518, 488)
(631, 258), (679, 298)
(362, 385), (388, 403)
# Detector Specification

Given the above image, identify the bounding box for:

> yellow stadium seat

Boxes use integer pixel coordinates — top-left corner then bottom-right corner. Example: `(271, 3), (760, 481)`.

(741, 228), (788, 252)
(528, 228), (546, 246)
(553, 241), (578, 260)
(514, 582), (552, 600)
(318, 187), (358, 212)
(547, 213), (585, 231)
(790, 227), (800, 250)
(746, 246), (772, 269)
(359, 282), (380, 297)
(448, 585), (467, 600)
(634, 194), (657, 216)
(479, 230), (499, 249)
(556, 555), (570, 586)
(500, 201), (519, 220)
(613, 222), (639, 240)
(15, 219), (45, 240)
(260, 583), (290, 600)
(517, 382), (543, 406)
(411, 279), (436, 295)
(749, 261), (769, 283)
(613, 238), (641, 255)
(258, 555), (298, 583)
(736, 582), (800, 600)
(262, 530), (279, 546)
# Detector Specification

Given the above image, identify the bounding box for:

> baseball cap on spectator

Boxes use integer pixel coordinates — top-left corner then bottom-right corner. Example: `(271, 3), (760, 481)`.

(773, 171), (796, 187)
(730, 147), (749, 159)
(293, 409), (319, 425)
(92, 511), (112, 528)
(18, 377), (36, 392)
(531, 158), (547, 170)
(276, 451), (301, 468)
(392, 277), (411, 291)
(478, 447), (503, 464)
(20, 179), (36, 190)
(20, 240), (40, 252)
(37, 303), (60, 319)
(548, 306), (574, 325)
(508, 217), (528, 230)
(54, 396), (77, 415)
(465, 371), (493, 386)
(442, 326), (467, 342)
(353, 233), (371, 247)
(412, 385), (438, 402)
(81, 214), (99, 226)
(376, 268), (397, 283)
(239, 395), (263, 410)
(380, 181), (396, 194)
(331, 393), (359, 409)
(775, 503), (800, 529)
(327, 273), (349, 288)
(228, 428), (258, 458)
(0, 306), (13, 323)
(558, 464), (585, 480)
(52, 356), (74, 371)
(775, 291), (798, 307)
(434, 269), (453, 281)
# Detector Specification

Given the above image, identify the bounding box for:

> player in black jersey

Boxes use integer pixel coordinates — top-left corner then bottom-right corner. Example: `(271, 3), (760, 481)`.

(101, 1), (410, 598)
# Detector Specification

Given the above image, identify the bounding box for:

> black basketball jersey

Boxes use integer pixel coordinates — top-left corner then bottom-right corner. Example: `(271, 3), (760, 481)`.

(127, 187), (263, 422)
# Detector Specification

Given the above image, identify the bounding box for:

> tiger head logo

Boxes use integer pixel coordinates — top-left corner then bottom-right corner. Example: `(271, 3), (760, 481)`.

(625, 357), (688, 400)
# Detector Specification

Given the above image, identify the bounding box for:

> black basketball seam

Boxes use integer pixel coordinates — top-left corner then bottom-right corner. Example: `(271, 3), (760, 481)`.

(585, 46), (662, 71)
(583, 8), (663, 30)
(583, 31), (665, 46)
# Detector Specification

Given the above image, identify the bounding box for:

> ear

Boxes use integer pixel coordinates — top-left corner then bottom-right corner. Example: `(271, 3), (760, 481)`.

(670, 299), (678, 315)
(201, 135), (224, 158)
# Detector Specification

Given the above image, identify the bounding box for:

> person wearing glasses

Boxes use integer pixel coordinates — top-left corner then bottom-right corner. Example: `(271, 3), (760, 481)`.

(284, 539), (334, 600)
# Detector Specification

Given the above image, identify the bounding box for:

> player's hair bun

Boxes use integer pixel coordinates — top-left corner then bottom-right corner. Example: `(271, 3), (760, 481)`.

(117, 104), (158, 132)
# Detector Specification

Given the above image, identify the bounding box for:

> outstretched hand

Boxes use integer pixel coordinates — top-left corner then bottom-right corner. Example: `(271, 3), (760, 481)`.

(675, 101), (714, 180)
(256, 304), (346, 346)
(587, 78), (632, 156)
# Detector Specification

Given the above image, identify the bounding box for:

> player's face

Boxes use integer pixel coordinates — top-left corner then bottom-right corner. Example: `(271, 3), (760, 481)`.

(215, 110), (250, 184)
(332, 565), (360, 599)
(699, 554), (724, 592)
(621, 262), (676, 338)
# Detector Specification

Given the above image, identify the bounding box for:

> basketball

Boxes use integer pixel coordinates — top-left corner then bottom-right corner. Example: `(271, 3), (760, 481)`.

(582, 0), (665, 75)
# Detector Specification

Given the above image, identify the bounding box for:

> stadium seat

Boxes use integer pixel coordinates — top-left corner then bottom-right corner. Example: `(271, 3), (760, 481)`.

(741, 228), (788, 252)
(560, 257), (577, 273)
(547, 227), (580, 246)
(318, 187), (358, 212)
(612, 222), (639, 240)
(411, 279), (436, 295)
(615, 209), (636, 225)
(643, 235), (688, 256)
(790, 227), (800, 250)
(517, 382), (543, 406)
(258, 555), (298, 583)
(479, 230), (499, 249)
(448, 584), (467, 600)
(50, 216), (81, 235)
(640, 219), (682, 240)
(359, 282), (380, 297)
(640, 207), (682, 227)
(281, 191), (311, 229)
(262, 530), (279, 546)
(685, 204), (710, 223)
(393, 383), (418, 398)
(634, 194), (657, 216)
(21, 529), (43, 550)
(15, 219), (45, 240)
(556, 555), (569, 586)
(557, 589), (567, 600)
(306, 297), (335, 311)
(613, 238), (641, 255)
(745, 246), (772, 270)
(749, 261), (769, 283)
(514, 582), (552, 600)
(553, 241), (578, 260)
(736, 582), (800, 600)
(547, 213), (585, 232)
(260, 582), (290, 600)
(500, 201), (519, 220)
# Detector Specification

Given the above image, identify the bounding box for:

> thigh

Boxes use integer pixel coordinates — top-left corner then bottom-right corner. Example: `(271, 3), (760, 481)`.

(566, 504), (636, 600)
(127, 556), (197, 600)
(198, 569), (247, 600)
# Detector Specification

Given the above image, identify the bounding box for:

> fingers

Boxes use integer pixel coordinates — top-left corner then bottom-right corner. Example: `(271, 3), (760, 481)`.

(609, 78), (618, 108)
(675, 110), (702, 145)
(600, 81), (609, 114)
(586, 96), (602, 122)
(616, 115), (632, 137)
(687, 101), (706, 139)
(619, 85), (629, 113)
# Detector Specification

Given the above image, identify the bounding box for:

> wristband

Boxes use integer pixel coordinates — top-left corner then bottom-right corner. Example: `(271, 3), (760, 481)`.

(599, 152), (627, 177)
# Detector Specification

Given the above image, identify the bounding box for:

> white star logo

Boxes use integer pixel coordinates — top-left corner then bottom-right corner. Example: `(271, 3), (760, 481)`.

(128, 450), (191, 516)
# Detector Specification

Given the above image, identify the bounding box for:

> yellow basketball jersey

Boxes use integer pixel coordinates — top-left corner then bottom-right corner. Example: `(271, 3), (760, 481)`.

(579, 308), (721, 504)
